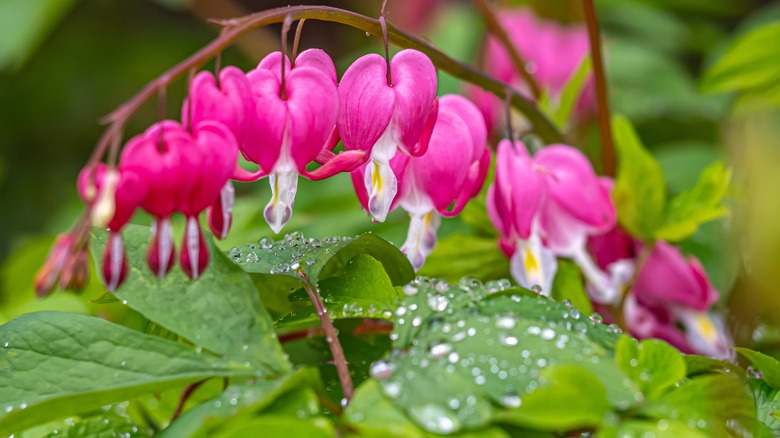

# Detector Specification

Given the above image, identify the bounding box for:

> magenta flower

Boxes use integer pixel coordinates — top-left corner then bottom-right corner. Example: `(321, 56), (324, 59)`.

(238, 50), (363, 233)
(120, 120), (237, 280)
(339, 49), (438, 222)
(362, 95), (489, 269)
(471, 8), (595, 133)
(183, 66), (253, 145)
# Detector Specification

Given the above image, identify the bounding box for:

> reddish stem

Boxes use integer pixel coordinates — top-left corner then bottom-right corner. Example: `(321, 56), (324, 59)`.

(471, 0), (542, 100)
(171, 379), (208, 422)
(582, 0), (615, 176)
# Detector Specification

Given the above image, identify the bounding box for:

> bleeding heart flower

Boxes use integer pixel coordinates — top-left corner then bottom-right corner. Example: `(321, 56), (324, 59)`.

(339, 49), (438, 222)
(239, 50), (364, 234)
(183, 66), (253, 146)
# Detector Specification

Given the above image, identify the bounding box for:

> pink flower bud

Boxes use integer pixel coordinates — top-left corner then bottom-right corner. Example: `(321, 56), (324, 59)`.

(34, 233), (76, 297)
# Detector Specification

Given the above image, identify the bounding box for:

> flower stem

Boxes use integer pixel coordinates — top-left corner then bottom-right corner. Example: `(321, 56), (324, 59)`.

(299, 271), (354, 404)
(471, 0), (542, 100)
(86, 5), (564, 170)
(582, 0), (615, 176)
(171, 379), (208, 422)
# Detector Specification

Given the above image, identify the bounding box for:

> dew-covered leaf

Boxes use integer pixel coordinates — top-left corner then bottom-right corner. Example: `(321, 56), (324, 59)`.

(90, 225), (289, 375)
(747, 378), (780, 432)
(158, 368), (321, 437)
(736, 348), (780, 389)
(42, 410), (151, 438)
(616, 337), (687, 399)
(0, 311), (264, 434)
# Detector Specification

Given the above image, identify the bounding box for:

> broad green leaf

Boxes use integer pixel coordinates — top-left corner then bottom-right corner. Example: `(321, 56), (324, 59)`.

(656, 161), (731, 241)
(747, 379), (780, 431)
(736, 348), (780, 389)
(550, 260), (593, 316)
(90, 225), (290, 375)
(615, 337), (686, 399)
(419, 234), (510, 283)
(602, 419), (709, 438)
(0, 0), (79, 70)
(214, 416), (334, 438)
(612, 115), (667, 240)
(0, 311), (263, 434)
(159, 368), (321, 437)
(683, 354), (744, 377)
(230, 232), (413, 287)
(639, 374), (756, 437)
(42, 411), (151, 438)
(551, 56), (592, 129)
(372, 278), (638, 434)
(496, 365), (610, 431)
(278, 254), (399, 327)
(701, 22), (780, 98)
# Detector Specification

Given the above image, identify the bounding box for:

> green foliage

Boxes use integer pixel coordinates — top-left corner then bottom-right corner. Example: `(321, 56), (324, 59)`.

(542, 56), (593, 130)
(419, 234), (510, 283)
(701, 21), (780, 110)
(0, 0), (79, 70)
(550, 260), (593, 315)
(737, 348), (780, 389)
(615, 337), (686, 399)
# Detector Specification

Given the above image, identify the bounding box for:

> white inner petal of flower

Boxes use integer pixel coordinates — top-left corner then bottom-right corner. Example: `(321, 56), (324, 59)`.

(510, 230), (557, 295)
(107, 233), (124, 292)
(91, 169), (119, 228)
(365, 127), (399, 222)
(186, 216), (201, 279)
(218, 181), (235, 239)
(264, 118), (299, 234)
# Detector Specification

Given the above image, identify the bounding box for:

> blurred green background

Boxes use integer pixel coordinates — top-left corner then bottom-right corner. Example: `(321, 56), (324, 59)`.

(1, 0), (779, 350)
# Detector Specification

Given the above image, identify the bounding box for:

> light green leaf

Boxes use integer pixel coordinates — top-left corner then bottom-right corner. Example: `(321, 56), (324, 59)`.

(90, 225), (290, 375)
(159, 368), (321, 437)
(550, 260), (593, 316)
(656, 161), (731, 241)
(551, 56), (592, 129)
(701, 22), (780, 97)
(419, 234), (510, 283)
(42, 411), (150, 438)
(214, 416), (334, 438)
(736, 348), (780, 389)
(602, 419), (709, 438)
(279, 254), (399, 327)
(612, 115), (667, 240)
(615, 337), (686, 399)
(497, 365), (610, 431)
(0, 312), (263, 434)
(747, 379), (780, 431)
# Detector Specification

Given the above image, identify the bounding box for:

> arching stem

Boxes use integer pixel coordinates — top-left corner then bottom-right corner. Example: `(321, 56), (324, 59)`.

(380, 0), (392, 85)
(279, 14), (292, 100)
(292, 18), (306, 66)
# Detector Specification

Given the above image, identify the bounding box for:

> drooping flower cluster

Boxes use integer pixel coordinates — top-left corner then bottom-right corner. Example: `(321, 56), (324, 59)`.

(488, 140), (615, 297)
(471, 8), (595, 134)
(351, 95), (490, 269)
(589, 222), (733, 359)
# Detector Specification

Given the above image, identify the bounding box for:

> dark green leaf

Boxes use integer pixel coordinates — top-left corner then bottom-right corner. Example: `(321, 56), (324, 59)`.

(419, 234), (510, 283)
(736, 348), (780, 389)
(615, 337), (686, 399)
(684, 354), (744, 377)
(0, 312), (263, 434)
(612, 115), (667, 240)
(90, 225), (290, 375)
(550, 260), (593, 316)
(656, 161), (731, 241)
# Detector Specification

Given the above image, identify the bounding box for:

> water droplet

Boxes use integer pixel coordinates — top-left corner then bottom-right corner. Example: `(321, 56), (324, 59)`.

(229, 398), (239, 406)
(495, 316), (516, 330)
(403, 284), (419, 296)
(434, 280), (450, 292)
(305, 258), (316, 266)
(19, 402), (27, 409)
(748, 366), (764, 379)
(120, 360), (126, 367)
(589, 313), (603, 324)
(396, 306), (408, 317)
(229, 247), (241, 258)
(608, 323), (622, 334)
(259, 237), (274, 250)
(428, 294), (449, 312)
(540, 328), (555, 340)
(4, 405), (12, 413)
(2, 342), (8, 348)
(499, 392), (522, 408)
(383, 381), (402, 398)
(370, 360), (396, 379)
(121, 300), (128, 305)
(290, 261), (300, 270)
(499, 333), (519, 346)
(410, 404), (460, 434)
(459, 276), (483, 291)
(241, 345), (249, 351)
(245, 253), (259, 263)
(531, 284), (543, 294)
(365, 31), (371, 37)
(430, 342), (453, 359)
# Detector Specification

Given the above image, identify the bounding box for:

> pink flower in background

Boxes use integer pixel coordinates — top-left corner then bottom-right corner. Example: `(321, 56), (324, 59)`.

(487, 141), (615, 298)
(339, 49), (438, 222)
(238, 50), (364, 234)
(472, 8), (595, 133)
(353, 95), (489, 270)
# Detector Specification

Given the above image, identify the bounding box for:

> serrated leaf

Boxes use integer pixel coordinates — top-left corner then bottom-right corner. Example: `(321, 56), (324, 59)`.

(496, 365), (609, 431)
(0, 312), (262, 434)
(616, 337), (686, 399)
(612, 115), (667, 240)
(159, 368), (321, 437)
(656, 161), (731, 241)
(419, 234), (510, 283)
(550, 260), (593, 316)
(736, 348), (780, 389)
(278, 254), (399, 327)
(639, 374), (756, 437)
(230, 233), (413, 287)
(748, 379), (780, 431)
(90, 225), (289, 375)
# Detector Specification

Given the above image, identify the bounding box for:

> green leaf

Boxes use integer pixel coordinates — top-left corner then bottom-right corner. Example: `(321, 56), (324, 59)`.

(612, 115), (667, 240)
(159, 368), (321, 437)
(230, 232), (413, 287)
(90, 225), (290, 375)
(419, 234), (510, 283)
(684, 354), (744, 377)
(736, 348), (780, 389)
(551, 56), (592, 130)
(747, 379), (780, 431)
(550, 260), (593, 316)
(0, 311), (263, 434)
(603, 419), (709, 438)
(371, 278), (639, 434)
(615, 337), (686, 399)
(656, 161), (731, 241)
(0, 0), (79, 70)
(214, 416), (334, 438)
(278, 254), (399, 327)
(496, 365), (610, 431)
(43, 411), (151, 438)
(639, 374), (756, 437)
(701, 22), (780, 99)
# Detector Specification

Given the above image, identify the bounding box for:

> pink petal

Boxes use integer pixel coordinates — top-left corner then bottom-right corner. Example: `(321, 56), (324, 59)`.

(180, 216), (209, 280)
(439, 95), (488, 163)
(338, 54), (396, 152)
(495, 140), (543, 239)
(350, 153), (409, 214)
(301, 150), (367, 181)
(286, 67), (340, 170)
(389, 49), (438, 154)
(634, 242), (716, 310)
(295, 48), (338, 85)
(406, 98), (438, 157)
(244, 68), (287, 171)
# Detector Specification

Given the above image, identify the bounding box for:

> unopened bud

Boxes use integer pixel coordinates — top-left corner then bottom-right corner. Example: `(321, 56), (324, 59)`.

(34, 234), (76, 297)
(59, 249), (90, 292)
(90, 168), (120, 228)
